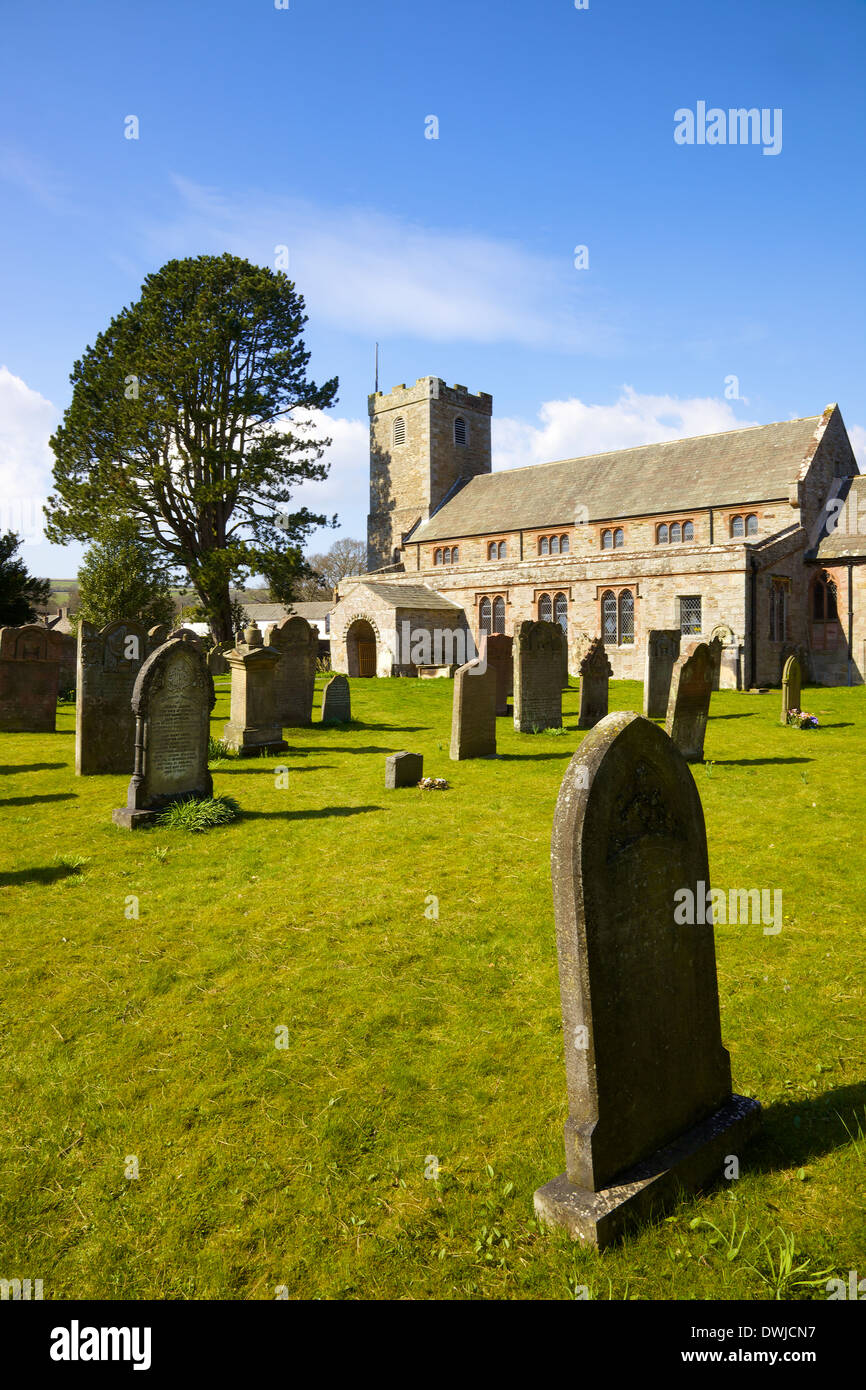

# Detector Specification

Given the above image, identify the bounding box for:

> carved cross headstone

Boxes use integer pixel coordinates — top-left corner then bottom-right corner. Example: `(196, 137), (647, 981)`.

(265, 614), (318, 726)
(780, 654), (802, 725)
(534, 711), (760, 1247)
(643, 630), (681, 718)
(513, 621), (563, 732)
(577, 638), (612, 730)
(665, 642), (714, 762)
(321, 673), (351, 725)
(112, 639), (215, 828)
(450, 656), (497, 760)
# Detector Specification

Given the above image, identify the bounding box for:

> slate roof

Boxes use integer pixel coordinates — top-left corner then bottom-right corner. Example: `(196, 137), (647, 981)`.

(814, 475), (866, 560)
(412, 414), (825, 542)
(350, 581), (463, 611)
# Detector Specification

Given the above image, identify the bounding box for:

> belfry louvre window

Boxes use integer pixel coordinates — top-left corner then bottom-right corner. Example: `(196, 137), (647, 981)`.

(454, 416), (467, 446)
(393, 416), (406, 446)
(539, 593), (553, 622)
(680, 595), (702, 636)
(492, 597), (505, 633)
(602, 590), (617, 644)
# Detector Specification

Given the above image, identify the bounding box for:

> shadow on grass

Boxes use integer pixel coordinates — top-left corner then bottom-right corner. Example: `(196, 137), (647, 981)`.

(711, 713), (757, 720)
(213, 764), (336, 774)
(0, 793), (77, 806)
(281, 745), (406, 756)
(0, 762), (67, 773)
(817, 722), (855, 729)
(0, 864), (82, 887)
(748, 1080), (866, 1171)
(241, 805), (382, 821)
(713, 757), (812, 766)
(496, 752), (576, 762)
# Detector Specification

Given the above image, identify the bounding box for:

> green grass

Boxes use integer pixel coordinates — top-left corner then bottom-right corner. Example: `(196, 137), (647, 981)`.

(0, 676), (864, 1300)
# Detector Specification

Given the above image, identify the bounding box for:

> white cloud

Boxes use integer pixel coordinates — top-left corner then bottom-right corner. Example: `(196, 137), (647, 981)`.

(847, 423), (866, 471)
(0, 366), (60, 544)
(275, 409), (369, 546)
(142, 176), (614, 352)
(493, 387), (760, 472)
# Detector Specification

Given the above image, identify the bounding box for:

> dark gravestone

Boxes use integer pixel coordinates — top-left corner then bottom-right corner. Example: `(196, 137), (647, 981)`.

(780, 654), (802, 724)
(76, 619), (150, 774)
(166, 627), (203, 649)
(385, 750), (423, 788)
(643, 629), (681, 718)
(0, 625), (60, 732)
(513, 621), (563, 732)
(577, 638), (612, 730)
(223, 622), (288, 756)
(665, 642), (714, 762)
(321, 673), (351, 725)
(112, 639), (215, 828)
(534, 711), (760, 1248)
(265, 615), (317, 726)
(450, 656), (497, 760)
(207, 642), (231, 677)
(484, 633), (513, 715)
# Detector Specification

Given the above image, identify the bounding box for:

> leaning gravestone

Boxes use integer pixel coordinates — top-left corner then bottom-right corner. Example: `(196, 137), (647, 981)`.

(780, 653), (802, 725)
(112, 639), (215, 828)
(577, 638), (613, 730)
(450, 656), (497, 760)
(265, 615), (317, 726)
(321, 673), (351, 725)
(385, 750), (423, 789)
(534, 711), (760, 1248)
(513, 621), (563, 732)
(0, 624), (60, 732)
(76, 619), (150, 774)
(665, 642), (714, 762)
(643, 629), (681, 718)
(223, 622), (288, 756)
(484, 633), (512, 716)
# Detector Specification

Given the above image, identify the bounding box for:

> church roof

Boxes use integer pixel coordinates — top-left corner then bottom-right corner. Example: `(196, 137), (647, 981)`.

(412, 413), (826, 542)
(347, 581), (463, 611)
(814, 475), (866, 560)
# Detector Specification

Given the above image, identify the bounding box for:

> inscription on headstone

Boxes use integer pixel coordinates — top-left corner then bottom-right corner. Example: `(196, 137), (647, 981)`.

(643, 630), (681, 718)
(534, 711), (760, 1247)
(450, 656), (497, 760)
(76, 619), (150, 774)
(513, 621), (563, 733)
(577, 638), (612, 731)
(321, 673), (351, 725)
(665, 642), (714, 762)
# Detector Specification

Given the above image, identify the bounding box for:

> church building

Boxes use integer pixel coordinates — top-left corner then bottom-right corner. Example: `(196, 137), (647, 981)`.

(329, 376), (865, 687)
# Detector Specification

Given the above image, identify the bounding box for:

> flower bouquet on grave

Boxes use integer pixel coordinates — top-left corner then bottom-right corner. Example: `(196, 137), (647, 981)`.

(786, 708), (819, 729)
(418, 777), (450, 790)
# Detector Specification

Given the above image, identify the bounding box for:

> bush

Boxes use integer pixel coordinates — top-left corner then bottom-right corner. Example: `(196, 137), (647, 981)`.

(155, 795), (240, 832)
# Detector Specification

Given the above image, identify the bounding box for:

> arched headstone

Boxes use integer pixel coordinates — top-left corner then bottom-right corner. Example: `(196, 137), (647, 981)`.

(0, 624), (61, 732)
(780, 654), (802, 724)
(577, 638), (612, 730)
(643, 630), (681, 718)
(665, 642), (714, 762)
(321, 673), (351, 725)
(265, 615), (317, 726)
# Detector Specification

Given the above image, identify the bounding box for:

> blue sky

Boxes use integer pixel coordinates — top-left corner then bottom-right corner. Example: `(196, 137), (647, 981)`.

(1, 0), (864, 578)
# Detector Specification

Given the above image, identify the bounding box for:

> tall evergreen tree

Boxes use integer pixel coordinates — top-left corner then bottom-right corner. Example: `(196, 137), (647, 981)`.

(0, 531), (51, 625)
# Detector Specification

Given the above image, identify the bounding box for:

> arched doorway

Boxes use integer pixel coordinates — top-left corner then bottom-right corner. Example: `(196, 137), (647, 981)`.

(346, 618), (377, 677)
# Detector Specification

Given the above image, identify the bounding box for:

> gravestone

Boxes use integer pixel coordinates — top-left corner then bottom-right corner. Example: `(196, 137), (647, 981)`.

(112, 638), (215, 828)
(385, 750), (423, 789)
(577, 638), (613, 731)
(0, 624), (60, 732)
(321, 673), (351, 724)
(534, 711), (761, 1248)
(75, 619), (150, 774)
(167, 626), (203, 649)
(265, 614), (317, 726)
(223, 622), (288, 756)
(450, 656), (497, 760)
(484, 633), (513, 715)
(665, 642), (714, 762)
(148, 624), (170, 648)
(513, 621), (563, 732)
(780, 653), (802, 724)
(556, 624), (569, 688)
(207, 642), (231, 677)
(643, 629), (681, 718)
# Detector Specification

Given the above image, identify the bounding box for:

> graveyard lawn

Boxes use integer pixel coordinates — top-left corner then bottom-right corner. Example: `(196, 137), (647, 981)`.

(0, 677), (864, 1301)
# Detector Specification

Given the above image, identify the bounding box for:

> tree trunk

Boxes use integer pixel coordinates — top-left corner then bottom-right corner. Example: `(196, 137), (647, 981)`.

(197, 583), (235, 645)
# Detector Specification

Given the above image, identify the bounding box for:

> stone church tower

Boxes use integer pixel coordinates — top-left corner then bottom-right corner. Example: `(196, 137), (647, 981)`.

(366, 377), (492, 572)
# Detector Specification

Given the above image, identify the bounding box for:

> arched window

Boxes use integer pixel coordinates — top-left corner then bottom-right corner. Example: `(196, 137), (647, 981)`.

(443, 547), (451, 564)
(497, 540), (506, 559)
(539, 536), (549, 556)
(560, 535), (569, 553)
(614, 528), (624, 548)
(683, 520), (694, 541)
(657, 523), (669, 544)
(602, 529), (613, 550)
(454, 416), (467, 446)
(492, 596), (505, 634)
(618, 589), (634, 644)
(746, 514), (758, 536)
(451, 546), (459, 564)
(480, 597), (492, 633)
(602, 590), (617, 645)
(539, 592), (553, 622)
(434, 548), (442, 566)
(554, 592), (568, 632)
(670, 522), (682, 544)
(731, 515), (744, 538)
(393, 416), (406, 446)
(488, 541), (497, 560)
(550, 535), (560, 555)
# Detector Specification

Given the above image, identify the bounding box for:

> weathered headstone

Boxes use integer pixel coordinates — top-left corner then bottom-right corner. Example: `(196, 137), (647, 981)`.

(450, 657), (497, 760)
(321, 673), (351, 725)
(223, 622), (288, 756)
(265, 614), (317, 726)
(513, 621), (563, 732)
(643, 629), (681, 718)
(148, 624), (170, 648)
(0, 625), (60, 732)
(534, 711), (760, 1248)
(484, 633), (512, 716)
(385, 750), (423, 788)
(76, 619), (150, 774)
(577, 638), (613, 730)
(780, 653), (802, 724)
(112, 638), (215, 828)
(207, 642), (231, 677)
(167, 626), (203, 649)
(665, 642), (714, 762)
